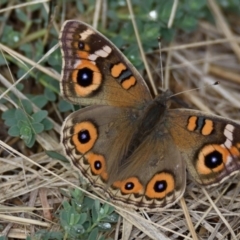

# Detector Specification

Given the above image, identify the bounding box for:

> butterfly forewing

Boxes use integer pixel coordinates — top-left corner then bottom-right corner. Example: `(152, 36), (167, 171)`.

(167, 109), (240, 186)
(59, 20), (152, 108)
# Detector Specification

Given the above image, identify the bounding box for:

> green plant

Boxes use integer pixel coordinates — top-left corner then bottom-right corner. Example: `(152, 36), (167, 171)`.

(33, 189), (118, 240)
(2, 99), (53, 147)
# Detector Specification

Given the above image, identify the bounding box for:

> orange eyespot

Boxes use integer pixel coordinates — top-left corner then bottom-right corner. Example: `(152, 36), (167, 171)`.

(72, 60), (102, 97)
(145, 172), (175, 199)
(72, 121), (98, 154)
(196, 144), (229, 175)
(113, 177), (143, 195)
(86, 152), (108, 181)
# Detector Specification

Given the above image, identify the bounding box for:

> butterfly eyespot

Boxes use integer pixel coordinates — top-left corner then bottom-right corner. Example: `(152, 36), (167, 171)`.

(78, 41), (84, 50)
(76, 41), (90, 51)
(77, 67), (93, 87)
(72, 62), (102, 97)
(78, 129), (90, 143)
(85, 152), (108, 180)
(154, 180), (167, 192)
(196, 144), (228, 175)
(72, 121), (98, 154)
(205, 150), (223, 169)
(94, 160), (101, 169)
(113, 177), (143, 194)
(146, 172), (175, 199)
(196, 144), (240, 179)
(125, 182), (134, 190)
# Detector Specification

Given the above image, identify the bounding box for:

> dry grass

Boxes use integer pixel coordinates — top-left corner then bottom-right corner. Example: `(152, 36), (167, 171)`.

(1, 0), (240, 239)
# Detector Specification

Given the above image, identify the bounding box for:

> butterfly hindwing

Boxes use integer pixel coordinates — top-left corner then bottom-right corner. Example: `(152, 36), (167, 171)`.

(61, 105), (186, 209)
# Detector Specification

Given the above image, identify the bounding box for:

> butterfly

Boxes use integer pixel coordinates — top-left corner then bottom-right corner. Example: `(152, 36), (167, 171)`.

(59, 20), (240, 209)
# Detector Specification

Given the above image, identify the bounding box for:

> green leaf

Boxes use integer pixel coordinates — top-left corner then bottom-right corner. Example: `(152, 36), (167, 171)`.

(83, 197), (95, 210)
(103, 204), (109, 215)
(73, 224), (85, 235)
(0, 98), (7, 104)
(17, 68), (27, 79)
(44, 88), (56, 102)
(58, 99), (73, 112)
(4, 117), (18, 127)
(19, 124), (32, 139)
(38, 74), (60, 93)
(76, 1), (85, 12)
(110, 35), (125, 48)
(63, 201), (71, 211)
(160, 27), (175, 42)
(71, 188), (85, 207)
(187, 0), (207, 10)
(2, 109), (16, 120)
(98, 222), (111, 231)
(159, 1), (174, 21)
(105, 206), (115, 216)
(21, 99), (33, 114)
(79, 213), (87, 225)
(15, 108), (28, 122)
(18, 120), (35, 146)
(47, 50), (61, 67)
(70, 212), (81, 225)
(32, 110), (48, 123)
(25, 134), (35, 148)
(92, 202), (99, 222)
(105, 212), (118, 223)
(178, 15), (198, 31)
(94, 199), (100, 212)
(19, 43), (33, 55)
(32, 122), (44, 133)
(8, 125), (20, 137)
(2, 25), (20, 45)
(88, 228), (98, 240)
(16, 83), (24, 91)
(31, 95), (48, 108)
(15, 8), (28, 22)
(41, 118), (53, 131)
(33, 40), (45, 61)
(18, 120), (28, 129)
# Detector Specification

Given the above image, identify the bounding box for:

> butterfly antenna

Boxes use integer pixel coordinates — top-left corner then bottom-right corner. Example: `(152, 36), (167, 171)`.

(158, 37), (165, 90)
(169, 81), (219, 99)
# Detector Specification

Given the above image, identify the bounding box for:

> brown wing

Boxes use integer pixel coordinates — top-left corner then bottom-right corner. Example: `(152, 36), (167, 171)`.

(167, 109), (240, 186)
(59, 20), (152, 108)
(61, 105), (186, 209)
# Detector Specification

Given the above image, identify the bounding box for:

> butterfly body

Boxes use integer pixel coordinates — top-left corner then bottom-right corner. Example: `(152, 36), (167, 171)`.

(60, 20), (240, 209)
